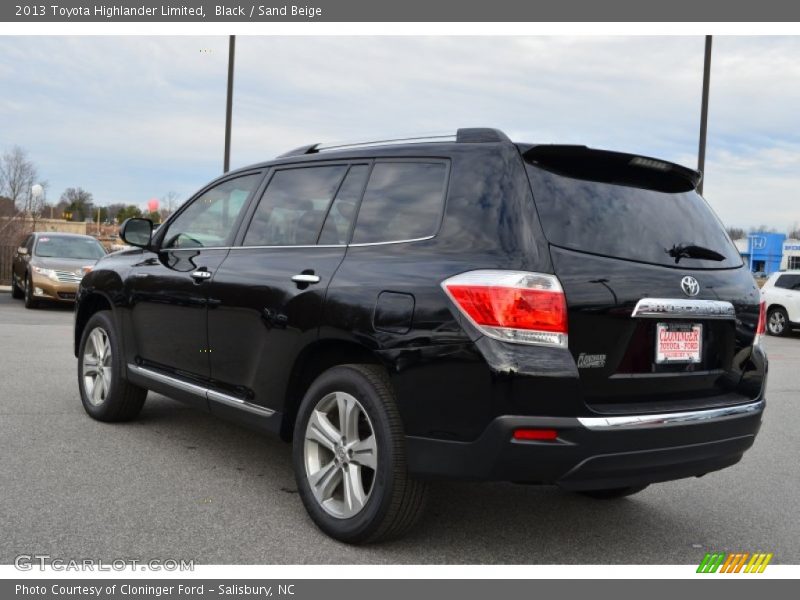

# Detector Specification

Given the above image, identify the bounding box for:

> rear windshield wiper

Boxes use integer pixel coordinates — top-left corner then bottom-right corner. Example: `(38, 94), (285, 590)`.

(666, 243), (726, 264)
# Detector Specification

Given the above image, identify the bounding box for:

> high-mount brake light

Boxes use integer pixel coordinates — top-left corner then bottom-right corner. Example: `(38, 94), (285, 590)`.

(441, 270), (568, 347)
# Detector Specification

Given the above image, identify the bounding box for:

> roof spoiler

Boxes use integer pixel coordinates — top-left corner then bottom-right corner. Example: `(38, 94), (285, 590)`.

(522, 144), (702, 193)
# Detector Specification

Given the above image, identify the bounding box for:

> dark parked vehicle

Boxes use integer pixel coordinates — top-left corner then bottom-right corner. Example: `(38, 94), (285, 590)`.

(74, 129), (767, 543)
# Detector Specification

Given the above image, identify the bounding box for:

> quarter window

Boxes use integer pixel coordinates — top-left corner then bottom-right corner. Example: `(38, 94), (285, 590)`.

(243, 166), (347, 247)
(775, 274), (800, 290)
(351, 162), (448, 245)
(162, 174), (261, 249)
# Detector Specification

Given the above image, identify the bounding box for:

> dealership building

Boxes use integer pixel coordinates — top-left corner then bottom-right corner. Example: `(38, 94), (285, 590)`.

(735, 233), (800, 275)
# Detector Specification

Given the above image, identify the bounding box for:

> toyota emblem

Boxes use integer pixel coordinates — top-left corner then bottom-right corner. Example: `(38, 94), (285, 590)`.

(681, 276), (700, 297)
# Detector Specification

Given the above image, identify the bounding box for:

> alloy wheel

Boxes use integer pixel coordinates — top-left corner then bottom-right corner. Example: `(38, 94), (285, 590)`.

(303, 391), (378, 519)
(82, 327), (112, 406)
(768, 311), (786, 335)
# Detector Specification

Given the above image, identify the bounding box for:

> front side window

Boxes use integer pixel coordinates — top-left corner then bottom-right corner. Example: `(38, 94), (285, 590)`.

(351, 162), (448, 245)
(162, 173), (261, 249)
(243, 166), (347, 246)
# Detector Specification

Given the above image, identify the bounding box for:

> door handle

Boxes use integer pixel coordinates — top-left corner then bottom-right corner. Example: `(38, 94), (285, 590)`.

(291, 274), (321, 284)
(191, 270), (212, 281)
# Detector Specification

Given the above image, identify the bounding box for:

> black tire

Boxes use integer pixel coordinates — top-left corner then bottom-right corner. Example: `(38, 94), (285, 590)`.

(292, 364), (428, 544)
(77, 310), (147, 422)
(23, 273), (38, 309)
(767, 307), (789, 337)
(10, 273), (23, 299)
(576, 485), (649, 499)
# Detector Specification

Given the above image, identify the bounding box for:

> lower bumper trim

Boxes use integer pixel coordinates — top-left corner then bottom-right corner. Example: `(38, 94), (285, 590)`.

(577, 399), (764, 430)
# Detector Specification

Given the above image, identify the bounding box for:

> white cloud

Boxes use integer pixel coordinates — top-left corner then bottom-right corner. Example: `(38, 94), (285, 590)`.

(0, 35), (797, 229)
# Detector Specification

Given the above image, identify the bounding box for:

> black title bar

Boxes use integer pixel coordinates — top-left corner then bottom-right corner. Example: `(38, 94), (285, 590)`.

(3, 0), (800, 22)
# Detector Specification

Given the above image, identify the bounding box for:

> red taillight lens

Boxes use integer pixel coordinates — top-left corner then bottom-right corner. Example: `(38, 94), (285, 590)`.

(755, 300), (766, 344)
(513, 428), (559, 441)
(442, 270), (568, 347)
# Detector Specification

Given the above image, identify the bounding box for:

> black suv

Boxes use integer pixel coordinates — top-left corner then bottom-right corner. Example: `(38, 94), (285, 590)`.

(74, 128), (767, 543)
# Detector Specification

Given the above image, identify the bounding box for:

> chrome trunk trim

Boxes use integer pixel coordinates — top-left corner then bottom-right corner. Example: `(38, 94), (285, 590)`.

(631, 298), (736, 320)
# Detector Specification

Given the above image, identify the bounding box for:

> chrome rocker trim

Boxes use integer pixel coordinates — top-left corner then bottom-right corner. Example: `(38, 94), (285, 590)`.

(128, 364), (275, 417)
(631, 298), (736, 320)
(578, 399), (764, 430)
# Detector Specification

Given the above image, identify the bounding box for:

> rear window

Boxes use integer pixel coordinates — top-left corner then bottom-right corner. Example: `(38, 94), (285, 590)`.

(526, 164), (742, 269)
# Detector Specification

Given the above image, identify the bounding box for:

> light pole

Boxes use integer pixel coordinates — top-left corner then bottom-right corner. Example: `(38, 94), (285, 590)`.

(224, 35), (235, 173)
(697, 35), (712, 196)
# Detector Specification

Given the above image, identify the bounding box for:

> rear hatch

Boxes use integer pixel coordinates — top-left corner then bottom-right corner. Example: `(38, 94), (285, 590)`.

(521, 145), (763, 414)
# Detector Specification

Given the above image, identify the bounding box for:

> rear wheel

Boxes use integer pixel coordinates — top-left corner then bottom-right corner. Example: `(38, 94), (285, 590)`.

(767, 307), (789, 336)
(10, 273), (23, 299)
(78, 310), (147, 422)
(293, 364), (427, 544)
(23, 273), (38, 309)
(576, 485), (648, 499)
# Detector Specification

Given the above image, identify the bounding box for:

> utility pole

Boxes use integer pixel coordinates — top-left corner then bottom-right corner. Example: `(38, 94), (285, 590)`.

(697, 35), (712, 196)
(224, 35), (235, 173)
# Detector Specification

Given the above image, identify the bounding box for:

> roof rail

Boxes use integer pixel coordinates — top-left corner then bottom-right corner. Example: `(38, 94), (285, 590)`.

(277, 127), (510, 158)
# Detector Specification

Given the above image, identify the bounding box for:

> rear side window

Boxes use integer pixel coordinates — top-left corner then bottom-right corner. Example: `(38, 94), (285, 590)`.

(526, 165), (742, 269)
(351, 162), (447, 245)
(775, 274), (800, 290)
(243, 166), (347, 246)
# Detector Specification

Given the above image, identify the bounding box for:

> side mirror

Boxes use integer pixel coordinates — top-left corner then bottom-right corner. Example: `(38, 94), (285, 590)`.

(17, 246), (28, 256)
(120, 218), (153, 248)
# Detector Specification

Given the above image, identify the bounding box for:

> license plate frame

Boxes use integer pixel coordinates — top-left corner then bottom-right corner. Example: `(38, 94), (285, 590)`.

(655, 322), (703, 364)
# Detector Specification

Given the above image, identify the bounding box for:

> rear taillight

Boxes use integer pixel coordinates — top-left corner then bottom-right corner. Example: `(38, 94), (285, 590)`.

(441, 270), (568, 347)
(755, 300), (766, 345)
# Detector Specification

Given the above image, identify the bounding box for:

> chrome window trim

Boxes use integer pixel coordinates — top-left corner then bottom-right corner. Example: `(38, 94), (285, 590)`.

(128, 364), (275, 417)
(578, 399), (764, 430)
(631, 297), (736, 320)
(349, 235), (435, 247)
(153, 236), (435, 252)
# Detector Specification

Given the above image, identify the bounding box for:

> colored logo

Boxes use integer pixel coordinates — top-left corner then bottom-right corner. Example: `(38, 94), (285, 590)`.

(697, 552), (773, 573)
(751, 236), (767, 250)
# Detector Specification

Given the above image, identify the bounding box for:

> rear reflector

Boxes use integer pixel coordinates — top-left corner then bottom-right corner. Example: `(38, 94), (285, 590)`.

(754, 300), (766, 345)
(442, 270), (568, 347)
(513, 428), (559, 441)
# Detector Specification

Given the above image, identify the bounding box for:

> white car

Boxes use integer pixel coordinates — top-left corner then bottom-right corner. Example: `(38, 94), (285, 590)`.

(761, 270), (800, 336)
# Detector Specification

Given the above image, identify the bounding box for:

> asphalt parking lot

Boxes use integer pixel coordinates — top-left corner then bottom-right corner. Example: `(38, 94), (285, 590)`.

(1, 292), (798, 565)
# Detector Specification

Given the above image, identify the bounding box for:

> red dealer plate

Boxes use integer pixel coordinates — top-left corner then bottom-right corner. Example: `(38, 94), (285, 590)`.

(655, 323), (702, 364)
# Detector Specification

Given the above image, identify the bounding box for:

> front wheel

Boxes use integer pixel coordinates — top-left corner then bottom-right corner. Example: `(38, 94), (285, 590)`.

(11, 273), (23, 299)
(767, 307), (789, 337)
(78, 310), (147, 421)
(293, 364), (427, 544)
(23, 273), (38, 309)
(576, 485), (649, 499)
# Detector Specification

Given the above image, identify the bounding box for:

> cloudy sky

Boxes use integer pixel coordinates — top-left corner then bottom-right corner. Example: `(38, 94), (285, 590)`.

(0, 35), (798, 230)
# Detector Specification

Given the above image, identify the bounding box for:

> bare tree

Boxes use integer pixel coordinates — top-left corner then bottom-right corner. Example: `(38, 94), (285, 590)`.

(161, 190), (181, 216)
(0, 146), (39, 211)
(726, 227), (746, 240)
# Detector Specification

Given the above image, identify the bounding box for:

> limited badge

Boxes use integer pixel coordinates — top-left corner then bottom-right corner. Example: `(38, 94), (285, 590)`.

(577, 353), (606, 369)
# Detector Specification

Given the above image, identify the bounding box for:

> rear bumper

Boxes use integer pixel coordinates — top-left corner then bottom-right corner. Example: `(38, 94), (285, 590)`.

(405, 399), (764, 490)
